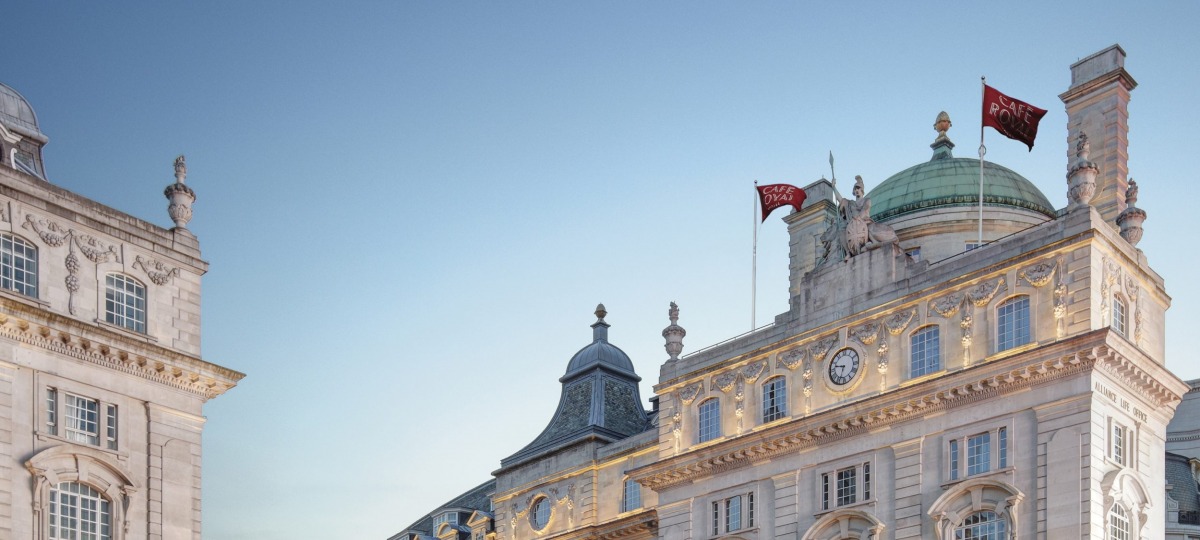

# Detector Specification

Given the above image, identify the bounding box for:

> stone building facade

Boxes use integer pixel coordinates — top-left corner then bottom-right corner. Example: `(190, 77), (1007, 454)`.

(394, 45), (1190, 540)
(0, 82), (243, 539)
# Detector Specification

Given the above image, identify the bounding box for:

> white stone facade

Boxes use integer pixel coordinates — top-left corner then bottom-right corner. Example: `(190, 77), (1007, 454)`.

(393, 44), (1190, 540)
(0, 83), (242, 539)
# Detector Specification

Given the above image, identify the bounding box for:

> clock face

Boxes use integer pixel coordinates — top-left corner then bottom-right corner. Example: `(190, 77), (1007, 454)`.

(828, 348), (860, 386)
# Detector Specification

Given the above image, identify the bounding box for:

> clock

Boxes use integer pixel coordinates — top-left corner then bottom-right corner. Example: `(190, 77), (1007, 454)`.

(828, 348), (860, 386)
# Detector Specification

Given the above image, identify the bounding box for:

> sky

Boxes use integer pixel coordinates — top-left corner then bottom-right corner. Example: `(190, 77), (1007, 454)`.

(6, 2), (1200, 539)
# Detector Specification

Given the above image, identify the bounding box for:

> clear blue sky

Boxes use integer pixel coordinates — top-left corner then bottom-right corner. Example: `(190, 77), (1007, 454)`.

(8, 2), (1199, 539)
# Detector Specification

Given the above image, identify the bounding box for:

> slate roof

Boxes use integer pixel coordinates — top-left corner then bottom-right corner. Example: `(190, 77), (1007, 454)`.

(391, 479), (496, 540)
(1168, 452), (1199, 514)
(498, 306), (652, 470)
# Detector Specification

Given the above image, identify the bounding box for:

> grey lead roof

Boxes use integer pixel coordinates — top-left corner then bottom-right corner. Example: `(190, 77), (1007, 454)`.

(499, 305), (651, 470)
(391, 479), (496, 540)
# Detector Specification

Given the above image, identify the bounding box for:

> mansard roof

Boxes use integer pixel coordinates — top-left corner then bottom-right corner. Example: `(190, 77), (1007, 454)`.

(391, 479), (495, 540)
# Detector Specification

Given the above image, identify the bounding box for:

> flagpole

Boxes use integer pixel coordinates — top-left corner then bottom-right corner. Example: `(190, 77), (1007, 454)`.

(752, 181), (758, 330)
(978, 77), (986, 246)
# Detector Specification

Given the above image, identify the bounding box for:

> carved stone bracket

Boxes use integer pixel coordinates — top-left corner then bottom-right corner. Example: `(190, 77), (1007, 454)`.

(23, 214), (121, 315)
(885, 309), (917, 336)
(929, 293), (964, 318)
(132, 256), (180, 286)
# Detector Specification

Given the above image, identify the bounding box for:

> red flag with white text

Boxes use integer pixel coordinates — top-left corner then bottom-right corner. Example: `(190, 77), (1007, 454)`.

(982, 84), (1047, 151)
(756, 184), (806, 222)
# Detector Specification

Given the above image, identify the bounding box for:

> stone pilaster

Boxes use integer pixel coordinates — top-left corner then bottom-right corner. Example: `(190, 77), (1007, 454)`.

(1059, 44), (1137, 227)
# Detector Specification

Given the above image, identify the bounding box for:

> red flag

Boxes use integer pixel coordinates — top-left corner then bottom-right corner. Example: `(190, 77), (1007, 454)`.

(982, 84), (1047, 151)
(756, 183), (806, 222)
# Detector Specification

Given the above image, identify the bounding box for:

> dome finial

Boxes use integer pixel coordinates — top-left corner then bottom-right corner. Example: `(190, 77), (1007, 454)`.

(930, 111), (955, 160)
(591, 303), (610, 341)
(1117, 179), (1146, 247)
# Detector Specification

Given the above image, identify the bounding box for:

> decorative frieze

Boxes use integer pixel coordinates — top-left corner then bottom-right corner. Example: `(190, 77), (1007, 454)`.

(23, 214), (121, 315)
(635, 342), (1179, 491)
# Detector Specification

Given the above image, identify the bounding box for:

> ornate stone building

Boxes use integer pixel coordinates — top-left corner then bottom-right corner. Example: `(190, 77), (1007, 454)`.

(394, 45), (1191, 540)
(0, 82), (243, 538)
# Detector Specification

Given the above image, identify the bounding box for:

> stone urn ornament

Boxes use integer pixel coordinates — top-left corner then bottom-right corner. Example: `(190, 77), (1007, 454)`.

(1067, 132), (1098, 211)
(164, 155), (196, 230)
(1116, 179), (1146, 247)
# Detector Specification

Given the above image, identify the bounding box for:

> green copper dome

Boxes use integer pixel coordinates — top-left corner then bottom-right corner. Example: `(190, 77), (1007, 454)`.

(868, 157), (1056, 222)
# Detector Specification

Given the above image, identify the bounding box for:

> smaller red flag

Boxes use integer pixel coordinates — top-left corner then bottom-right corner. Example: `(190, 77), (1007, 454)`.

(756, 183), (806, 222)
(982, 85), (1047, 151)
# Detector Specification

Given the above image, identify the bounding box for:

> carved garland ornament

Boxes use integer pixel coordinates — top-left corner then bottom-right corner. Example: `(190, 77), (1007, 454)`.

(967, 277), (1006, 307)
(678, 383), (703, 404)
(1019, 260), (1056, 288)
(777, 347), (806, 371)
(850, 322), (880, 346)
(23, 214), (121, 315)
(930, 293), (964, 318)
(132, 256), (180, 285)
(885, 309), (917, 336)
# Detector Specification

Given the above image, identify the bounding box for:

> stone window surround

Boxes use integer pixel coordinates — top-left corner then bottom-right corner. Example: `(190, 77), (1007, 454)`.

(815, 452), (875, 515)
(928, 478), (1023, 540)
(1106, 415), (1139, 470)
(25, 445), (138, 540)
(37, 373), (125, 457)
(943, 420), (1013, 485)
(707, 486), (755, 537)
(760, 376), (787, 424)
(621, 478), (641, 513)
(103, 272), (147, 335)
(1112, 294), (1128, 337)
(697, 397), (721, 444)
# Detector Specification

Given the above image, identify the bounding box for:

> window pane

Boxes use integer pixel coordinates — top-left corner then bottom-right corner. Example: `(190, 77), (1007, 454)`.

(955, 511), (1006, 540)
(698, 399), (721, 443)
(911, 326), (941, 377)
(1113, 297), (1126, 336)
(761, 377), (787, 423)
(997, 297), (1031, 352)
(0, 234), (37, 297)
(1113, 424), (1125, 466)
(836, 467), (856, 506)
(50, 482), (111, 540)
(622, 479), (641, 512)
(998, 427), (1007, 469)
(65, 394), (100, 446)
(967, 433), (991, 476)
(104, 274), (147, 333)
(1109, 504), (1130, 540)
(726, 496), (741, 532)
(950, 439), (959, 480)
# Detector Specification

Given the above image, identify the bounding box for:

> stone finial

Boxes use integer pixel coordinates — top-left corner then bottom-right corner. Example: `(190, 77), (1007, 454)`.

(1067, 132), (1098, 211)
(662, 301), (686, 361)
(164, 154), (196, 230)
(934, 111), (952, 136)
(1116, 179), (1146, 247)
(594, 303), (607, 322)
(930, 111), (955, 160)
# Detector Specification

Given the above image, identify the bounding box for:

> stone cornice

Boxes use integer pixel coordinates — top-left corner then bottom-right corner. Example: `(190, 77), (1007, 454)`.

(0, 297), (242, 399)
(632, 331), (1184, 491)
(541, 510), (656, 540)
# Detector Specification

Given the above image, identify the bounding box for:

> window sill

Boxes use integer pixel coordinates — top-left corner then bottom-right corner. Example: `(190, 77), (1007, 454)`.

(36, 430), (127, 461)
(940, 466), (1014, 489)
(710, 526), (758, 539)
(94, 319), (156, 343)
(814, 498), (875, 518)
(0, 286), (50, 309)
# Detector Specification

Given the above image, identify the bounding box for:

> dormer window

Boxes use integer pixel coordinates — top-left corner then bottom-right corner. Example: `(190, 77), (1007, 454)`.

(432, 512), (458, 532)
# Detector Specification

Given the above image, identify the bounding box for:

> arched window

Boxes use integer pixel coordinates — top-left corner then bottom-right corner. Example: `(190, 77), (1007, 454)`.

(104, 274), (146, 333)
(0, 233), (37, 297)
(530, 496), (550, 530)
(761, 376), (787, 423)
(1112, 296), (1127, 336)
(621, 478), (641, 512)
(50, 481), (112, 540)
(955, 510), (1006, 539)
(697, 398), (721, 443)
(910, 325), (940, 377)
(1108, 504), (1130, 540)
(996, 296), (1031, 352)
